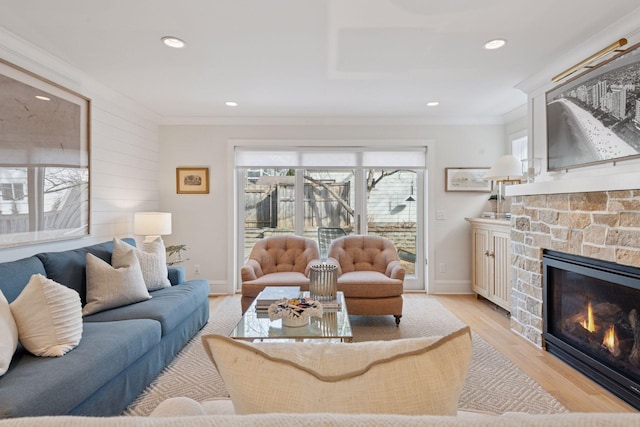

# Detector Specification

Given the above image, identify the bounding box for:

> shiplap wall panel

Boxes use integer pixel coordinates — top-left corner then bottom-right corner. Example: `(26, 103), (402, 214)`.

(0, 28), (161, 262)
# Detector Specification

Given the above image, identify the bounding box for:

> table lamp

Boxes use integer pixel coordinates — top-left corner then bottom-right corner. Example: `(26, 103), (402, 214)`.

(134, 212), (172, 242)
(483, 155), (524, 218)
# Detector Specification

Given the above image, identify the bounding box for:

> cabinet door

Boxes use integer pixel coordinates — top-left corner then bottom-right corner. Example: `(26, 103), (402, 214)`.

(491, 230), (511, 310)
(471, 228), (491, 297)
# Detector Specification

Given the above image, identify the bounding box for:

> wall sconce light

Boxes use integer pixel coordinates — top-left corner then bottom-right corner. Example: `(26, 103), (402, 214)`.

(134, 212), (172, 243)
(552, 38), (627, 83)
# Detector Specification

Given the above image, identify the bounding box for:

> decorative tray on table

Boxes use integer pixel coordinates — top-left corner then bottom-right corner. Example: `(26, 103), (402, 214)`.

(267, 297), (323, 327)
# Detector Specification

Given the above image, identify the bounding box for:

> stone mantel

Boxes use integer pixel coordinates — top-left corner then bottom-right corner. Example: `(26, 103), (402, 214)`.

(505, 171), (640, 197)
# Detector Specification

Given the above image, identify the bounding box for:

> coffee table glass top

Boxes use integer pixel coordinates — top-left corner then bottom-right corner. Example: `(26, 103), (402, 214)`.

(229, 291), (353, 342)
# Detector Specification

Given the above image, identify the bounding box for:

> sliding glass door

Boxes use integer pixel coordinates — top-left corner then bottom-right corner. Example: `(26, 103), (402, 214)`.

(236, 147), (425, 290)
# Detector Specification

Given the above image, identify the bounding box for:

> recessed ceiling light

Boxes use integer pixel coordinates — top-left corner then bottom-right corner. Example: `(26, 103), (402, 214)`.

(161, 36), (186, 49)
(35, 95), (50, 101)
(426, 101), (439, 107)
(484, 39), (507, 50)
(225, 101), (238, 107)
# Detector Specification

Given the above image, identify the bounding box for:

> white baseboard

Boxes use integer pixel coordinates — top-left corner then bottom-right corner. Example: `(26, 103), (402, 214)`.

(207, 280), (228, 295)
(430, 280), (473, 294)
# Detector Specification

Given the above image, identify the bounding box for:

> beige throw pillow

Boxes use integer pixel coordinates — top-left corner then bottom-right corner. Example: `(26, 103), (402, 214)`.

(83, 251), (151, 316)
(0, 290), (18, 374)
(9, 274), (82, 357)
(112, 237), (170, 291)
(202, 326), (472, 415)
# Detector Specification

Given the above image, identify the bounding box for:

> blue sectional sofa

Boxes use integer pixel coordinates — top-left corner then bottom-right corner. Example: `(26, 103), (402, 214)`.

(0, 239), (210, 418)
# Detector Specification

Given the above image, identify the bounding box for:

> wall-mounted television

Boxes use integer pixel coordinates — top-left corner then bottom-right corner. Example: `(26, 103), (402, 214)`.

(546, 42), (640, 171)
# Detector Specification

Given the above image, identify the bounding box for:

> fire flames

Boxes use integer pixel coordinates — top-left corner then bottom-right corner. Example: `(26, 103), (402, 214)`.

(580, 302), (596, 332)
(578, 301), (621, 357)
(603, 324), (621, 357)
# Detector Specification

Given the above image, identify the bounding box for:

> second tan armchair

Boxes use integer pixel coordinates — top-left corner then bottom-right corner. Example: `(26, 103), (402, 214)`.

(327, 235), (404, 325)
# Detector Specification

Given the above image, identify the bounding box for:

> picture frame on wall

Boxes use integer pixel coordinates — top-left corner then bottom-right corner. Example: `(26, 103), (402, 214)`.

(176, 167), (209, 194)
(0, 58), (90, 248)
(546, 41), (640, 171)
(445, 167), (492, 192)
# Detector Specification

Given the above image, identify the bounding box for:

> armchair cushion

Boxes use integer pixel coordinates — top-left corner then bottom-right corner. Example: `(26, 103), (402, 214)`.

(327, 235), (405, 282)
(243, 236), (320, 278)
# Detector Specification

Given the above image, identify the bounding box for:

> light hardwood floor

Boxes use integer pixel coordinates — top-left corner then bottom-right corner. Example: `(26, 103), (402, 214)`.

(435, 294), (636, 413)
(210, 294), (636, 413)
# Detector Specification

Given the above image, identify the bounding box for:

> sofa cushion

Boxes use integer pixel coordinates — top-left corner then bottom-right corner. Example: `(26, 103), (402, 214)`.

(36, 238), (136, 304)
(0, 290), (18, 376)
(83, 252), (151, 316)
(84, 280), (209, 336)
(0, 319), (161, 418)
(0, 256), (46, 303)
(10, 274), (83, 357)
(113, 237), (170, 291)
(202, 326), (472, 415)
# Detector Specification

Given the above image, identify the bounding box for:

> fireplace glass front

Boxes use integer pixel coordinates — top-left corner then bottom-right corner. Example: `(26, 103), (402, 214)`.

(543, 250), (640, 409)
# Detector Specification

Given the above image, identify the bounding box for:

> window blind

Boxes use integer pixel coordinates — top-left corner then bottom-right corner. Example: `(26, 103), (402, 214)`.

(235, 147), (426, 168)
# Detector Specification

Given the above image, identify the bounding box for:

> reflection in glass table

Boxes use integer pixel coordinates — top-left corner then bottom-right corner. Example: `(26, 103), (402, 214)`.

(229, 291), (353, 342)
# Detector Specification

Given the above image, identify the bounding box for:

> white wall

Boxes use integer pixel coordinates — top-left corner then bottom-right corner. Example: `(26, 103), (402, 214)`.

(0, 28), (161, 262)
(159, 123), (508, 294)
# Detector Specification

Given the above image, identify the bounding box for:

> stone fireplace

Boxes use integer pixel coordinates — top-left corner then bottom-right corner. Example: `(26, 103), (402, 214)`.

(509, 190), (640, 347)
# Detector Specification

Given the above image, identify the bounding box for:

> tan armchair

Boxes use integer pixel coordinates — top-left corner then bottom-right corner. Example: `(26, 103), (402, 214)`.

(327, 235), (404, 325)
(240, 235), (320, 312)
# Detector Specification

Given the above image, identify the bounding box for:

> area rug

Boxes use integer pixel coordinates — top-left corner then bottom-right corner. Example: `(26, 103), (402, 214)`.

(123, 294), (567, 416)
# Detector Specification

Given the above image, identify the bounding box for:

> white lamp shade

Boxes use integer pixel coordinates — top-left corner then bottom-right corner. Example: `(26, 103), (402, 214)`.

(134, 212), (172, 236)
(483, 155), (525, 181)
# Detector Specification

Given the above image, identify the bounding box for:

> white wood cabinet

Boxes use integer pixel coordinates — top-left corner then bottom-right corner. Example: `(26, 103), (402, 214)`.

(465, 218), (511, 312)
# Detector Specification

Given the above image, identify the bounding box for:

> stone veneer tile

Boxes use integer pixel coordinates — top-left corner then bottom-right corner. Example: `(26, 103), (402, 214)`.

(582, 244), (616, 262)
(515, 217), (531, 231)
(524, 208), (539, 221)
(539, 209), (559, 225)
(616, 248), (640, 268)
(550, 227), (569, 241)
(592, 213), (619, 227)
(510, 203), (525, 216)
(583, 225), (607, 245)
(546, 194), (570, 210)
(531, 221), (550, 234)
(606, 229), (640, 247)
(550, 240), (569, 252)
(525, 195), (547, 208)
(569, 192), (608, 211)
(568, 229), (583, 253)
(620, 212), (640, 227)
(557, 212), (591, 229)
(609, 199), (640, 211)
(609, 190), (633, 199)
(531, 233), (551, 249)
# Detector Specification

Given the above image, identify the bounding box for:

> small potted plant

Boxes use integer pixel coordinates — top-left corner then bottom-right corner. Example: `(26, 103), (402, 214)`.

(488, 194), (505, 213)
(166, 244), (189, 266)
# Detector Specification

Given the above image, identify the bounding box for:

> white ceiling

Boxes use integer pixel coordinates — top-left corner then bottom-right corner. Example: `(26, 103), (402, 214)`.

(1, 0), (639, 122)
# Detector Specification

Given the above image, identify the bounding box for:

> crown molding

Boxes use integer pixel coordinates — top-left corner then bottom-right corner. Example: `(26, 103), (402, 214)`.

(159, 115), (507, 127)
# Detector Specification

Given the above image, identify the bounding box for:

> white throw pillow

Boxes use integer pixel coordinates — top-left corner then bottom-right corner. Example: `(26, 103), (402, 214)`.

(0, 290), (18, 374)
(202, 326), (472, 415)
(112, 237), (171, 291)
(83, 250), (151, 316)
(9, 274), (82, 357)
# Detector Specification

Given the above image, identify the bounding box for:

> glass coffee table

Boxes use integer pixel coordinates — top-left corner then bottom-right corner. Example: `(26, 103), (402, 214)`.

(229, 291), (353, 342)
